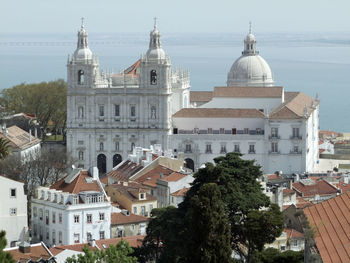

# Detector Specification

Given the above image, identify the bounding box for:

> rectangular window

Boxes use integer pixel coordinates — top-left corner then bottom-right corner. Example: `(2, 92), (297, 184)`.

(114, 104), (120, 117)
(99, 105), (104, 117)
(74, 233), (80, 243)
(292, 127), (300, 138)
(10, 208), (17, 216)
(59, 232), (62, 244)
(133, 207), (137, 214)
(59, 213), (62, 224)
(87, 214), (92, 223)
(130, 105), (136, 117)
(234, 144), (240, 153)
(206, 144), (212, 154)
(52, 230), (56, 245)
(293, 240), (298, 247)
(219, 128), (225, 134)
(99, 231), (105, 240)
(78, 151), (84, 161)
(52, 212), (56, 224)
(271, 142), (278, 153)
(220, 145), (227, 154)
(33, 224), (37, 237)
(78, 140), (84, 145)
(115, 141), (119, 151)
(87, 232), (92, 241)
(271, 127), (279, 138)
(39, 209), (43, 220)
(99, 142), (104, 151)
(141, 206), (146, 216)
(294, 146), (299, 153)
(46, 229), (49, 240)
(244, 128), (249, 134)
(45, 210), (49, 225)
(99, 213), (105, 221)
(208, 128), (213, 134)
(185, 144), (192, 153)
(74, 215), (80, 223)
(73, 195), (78, 205)
(10, 188), (16, 198)
(249, 144), (255, 154)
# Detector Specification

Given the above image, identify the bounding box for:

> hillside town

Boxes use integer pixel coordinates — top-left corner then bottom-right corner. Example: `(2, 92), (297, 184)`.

(0, 18), (349, 263)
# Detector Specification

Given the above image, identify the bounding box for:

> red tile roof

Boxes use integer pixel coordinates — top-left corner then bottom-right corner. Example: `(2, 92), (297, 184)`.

(111, 212), (148, 225)
(333, 182), (350, 193)
(108, 183), (157, 202)
(266, 174), (282, 180)
(190, 91), (213, 102)
(108, 160), (144, 182)
(159, 172), (187, 182)
(214, 86), (283, 98)
(135, 165), (174, 187)
(269, 92), (319, 120)
(5, 243), (53, 262)
(172, 108), (265, 118)
(293, 180), (339, 198)
(50, 170), (101, 194)
(171, 187), (189, 197)
(304, 192), (350, 263)
(283, 189), (295, 195)
(50, 236), (145, 255)
(284, 228), (304, 239)
(296, 197), (313, 209)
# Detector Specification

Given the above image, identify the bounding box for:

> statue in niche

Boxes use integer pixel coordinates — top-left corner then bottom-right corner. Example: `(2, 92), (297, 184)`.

(151, 106), (156, 119)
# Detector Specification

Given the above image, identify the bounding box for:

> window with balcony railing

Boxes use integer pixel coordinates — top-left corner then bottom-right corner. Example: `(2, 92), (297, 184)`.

(205, 144), (212, 154)
(248, 144), (255, 154)
(271, 142), (278, 153)
(234, 144), (240, 153)
(185, 144), (192, 153)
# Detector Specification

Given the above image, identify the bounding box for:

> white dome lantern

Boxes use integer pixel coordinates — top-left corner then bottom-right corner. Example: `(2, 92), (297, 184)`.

(145, 18), (166, 61)
(227, 24), (274, 87)
(73, 18), (93, 61)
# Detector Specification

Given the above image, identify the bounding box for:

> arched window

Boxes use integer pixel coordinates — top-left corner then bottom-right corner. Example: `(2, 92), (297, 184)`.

(78, 106), (84, 118)
(97, 154), (107, 174)
(113, 154), (122, 167)
(78, 70), (85, 85)
(150, 70), (157, 85)
(151, 106), (156, 119)
(184, 158), (195, 172)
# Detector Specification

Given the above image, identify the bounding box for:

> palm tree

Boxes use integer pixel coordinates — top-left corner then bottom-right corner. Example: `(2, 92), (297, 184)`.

(0, 138), (10, 160)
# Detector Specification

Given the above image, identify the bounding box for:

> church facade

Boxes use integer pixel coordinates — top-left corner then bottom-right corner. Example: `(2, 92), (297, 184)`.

(67, 21), (319, 175)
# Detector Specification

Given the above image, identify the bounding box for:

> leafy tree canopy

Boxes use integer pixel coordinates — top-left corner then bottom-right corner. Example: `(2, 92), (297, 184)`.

(0, 231), (15, 263)
(1, 80), (66, 140)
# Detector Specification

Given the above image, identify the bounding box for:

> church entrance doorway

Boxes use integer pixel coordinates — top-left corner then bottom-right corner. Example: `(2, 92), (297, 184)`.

(113, 154), (122, 168)
(185, 158), (195, 172)
(97, 154), (107, 174)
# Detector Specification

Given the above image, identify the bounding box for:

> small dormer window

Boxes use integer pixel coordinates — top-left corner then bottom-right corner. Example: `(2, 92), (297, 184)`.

(139, 193), (146, 200)
(78, 70), (85, 85)
(73, 195), (78, 205)
(150, 70), (157, 85)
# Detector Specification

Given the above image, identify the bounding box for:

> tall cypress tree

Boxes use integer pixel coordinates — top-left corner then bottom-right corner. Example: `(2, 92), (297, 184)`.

(0, 231), (15, 263)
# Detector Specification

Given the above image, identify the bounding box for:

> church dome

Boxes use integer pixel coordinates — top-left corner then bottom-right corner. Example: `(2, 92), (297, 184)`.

(227, 28), (274, 87)
(73, 20), (93, 61)
(145, 19), (166, 61)
(74, 47), (93, 60)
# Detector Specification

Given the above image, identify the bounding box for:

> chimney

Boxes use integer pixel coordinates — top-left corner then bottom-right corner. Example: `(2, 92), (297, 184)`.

(19, 241), (30, 253)
(90, 167), (99, 180)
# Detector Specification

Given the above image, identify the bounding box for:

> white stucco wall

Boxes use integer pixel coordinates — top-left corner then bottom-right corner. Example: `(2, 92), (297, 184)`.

(0, 176), (27, 247)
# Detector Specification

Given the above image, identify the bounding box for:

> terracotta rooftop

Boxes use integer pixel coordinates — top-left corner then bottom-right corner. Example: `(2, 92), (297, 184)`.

(5, 242), (53, 262)
(159, 172), (187, 182)
(172, 108), (265, 118)
(0, 125), (41, 150)
(171, 187), (189, 197)
(304, 191), (350, 263)
(293, 180), (339, 198)
(135, 165), (175, 188)
(283, 189), (295, 195)
(213, 86), (283, 98)
(50, 236), (145, 255)
(333, 182), (350, 193)
(284, 228), (304, 239)
(319, 130), (339, 138)
(296, 197), (313, 209)
(266, 174), (282, 181)
(108, 160), (144, 182)
(269, 92), (319, 119)
(50, 170), (102, 194)
(190, 91), (213, 102)
(112, 60), (140, 77)
(108, 182), (157, 202)
(111, 212), (148, 225)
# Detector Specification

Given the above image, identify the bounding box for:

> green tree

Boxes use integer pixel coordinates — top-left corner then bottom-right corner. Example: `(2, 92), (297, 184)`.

(256, 248), (304, 263)
(0, 231), (15, 263)
(140, 153), (284, 263)
(65, 240), (138, 263)
(186, 183), (232, 263)
(0, 137), (10, 160)
(1, 80), (66, 140)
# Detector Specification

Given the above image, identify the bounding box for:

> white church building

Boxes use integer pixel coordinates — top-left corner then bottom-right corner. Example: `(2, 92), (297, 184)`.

(66, 20), (319, 175)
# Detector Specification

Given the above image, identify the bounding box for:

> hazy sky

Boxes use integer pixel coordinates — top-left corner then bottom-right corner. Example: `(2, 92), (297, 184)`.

(1, 0), (349, 33)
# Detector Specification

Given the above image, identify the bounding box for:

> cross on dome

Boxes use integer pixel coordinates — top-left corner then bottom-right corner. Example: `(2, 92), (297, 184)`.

(154, 17), (158, 29)
(81, 17), (85, 30)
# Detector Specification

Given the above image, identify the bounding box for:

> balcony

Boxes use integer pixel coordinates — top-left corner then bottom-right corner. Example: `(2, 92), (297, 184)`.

(290, 135), (302, 140)
(268, 135), (280, 140)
